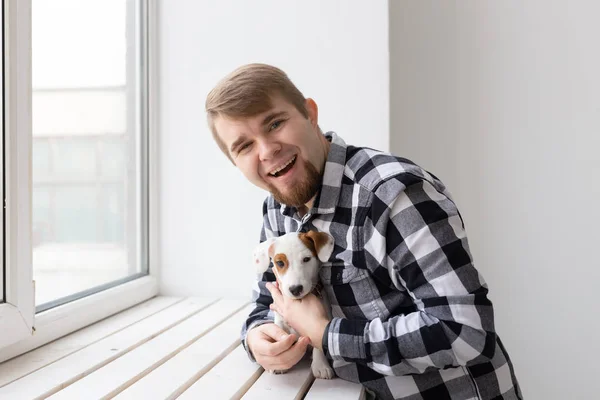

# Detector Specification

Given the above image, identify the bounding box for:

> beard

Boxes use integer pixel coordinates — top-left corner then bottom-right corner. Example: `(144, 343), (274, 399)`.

(268, 159), (321, 207)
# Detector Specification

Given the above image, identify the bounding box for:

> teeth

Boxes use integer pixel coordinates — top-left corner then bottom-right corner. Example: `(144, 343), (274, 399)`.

(269, 156), (296, 176)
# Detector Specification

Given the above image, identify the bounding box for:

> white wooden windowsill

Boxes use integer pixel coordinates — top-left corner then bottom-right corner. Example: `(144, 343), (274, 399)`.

(0, 296), (366, 399)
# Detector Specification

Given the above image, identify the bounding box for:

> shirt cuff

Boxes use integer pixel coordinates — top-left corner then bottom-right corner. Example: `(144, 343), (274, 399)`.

(322, 317), (369, 362)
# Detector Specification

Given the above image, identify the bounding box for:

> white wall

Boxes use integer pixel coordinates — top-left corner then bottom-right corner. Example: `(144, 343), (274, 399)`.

(390, 2), (600, 399)
(158, 1), (389, 297)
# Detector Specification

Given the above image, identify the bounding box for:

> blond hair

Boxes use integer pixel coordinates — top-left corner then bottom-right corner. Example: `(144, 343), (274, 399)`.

(205, 64), (308, 162)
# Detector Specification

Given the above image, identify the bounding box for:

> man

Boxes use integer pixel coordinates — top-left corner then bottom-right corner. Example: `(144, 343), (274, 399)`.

(205, 63), (522, 400)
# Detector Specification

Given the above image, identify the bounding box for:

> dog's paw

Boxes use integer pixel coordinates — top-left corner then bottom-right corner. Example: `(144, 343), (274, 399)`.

(311, 361), (335, 379)
(267, 369), (289, 375)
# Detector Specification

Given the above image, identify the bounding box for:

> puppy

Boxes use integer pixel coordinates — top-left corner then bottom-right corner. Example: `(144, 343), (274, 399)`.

(253, 230), (335, 379)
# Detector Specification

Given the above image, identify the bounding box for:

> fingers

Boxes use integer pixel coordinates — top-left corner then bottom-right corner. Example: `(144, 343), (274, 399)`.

(247, 323), (286, 359)
(247, 323), (312, 371)
(260, 336), (311, 371)
(258, 322), (288, 341)
(267, 282), (287, 317)
(254, 332), (297, 357)
(269, 303), (280, 314)
(266, 282), (283, 304)
(249, 323), (299, 357)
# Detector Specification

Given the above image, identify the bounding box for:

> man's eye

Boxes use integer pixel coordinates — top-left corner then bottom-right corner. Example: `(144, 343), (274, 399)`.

(239, 143), (251, 152)
(235, 142), (252, 157)
(269, 120), (284, 131)
(276, 260), (285, 267)
(302, 257), (311, 263)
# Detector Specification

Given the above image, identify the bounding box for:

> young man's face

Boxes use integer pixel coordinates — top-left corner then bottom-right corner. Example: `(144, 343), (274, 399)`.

(214, 96), (327, 208)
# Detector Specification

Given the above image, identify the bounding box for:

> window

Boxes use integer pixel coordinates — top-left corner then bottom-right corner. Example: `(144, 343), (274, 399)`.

(0, 0), (157, 356)
(32, 0), (149, 311)
(0, 0), (36, 350)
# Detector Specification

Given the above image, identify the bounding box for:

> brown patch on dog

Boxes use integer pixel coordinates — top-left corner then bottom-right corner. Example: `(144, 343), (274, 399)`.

(300, 231), (331, 257)
(272, 253), (289, 275)
(298, 233), (318, 256)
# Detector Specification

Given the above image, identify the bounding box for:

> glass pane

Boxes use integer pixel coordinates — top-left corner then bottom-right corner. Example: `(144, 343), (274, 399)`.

(51, 137), (97, 180)
(32, 187), (51, 248)
(53, 185), (99, 242)
(32, 0), (148, 309)
(100, 137), (126, 180)
(32, 139), (51, 182)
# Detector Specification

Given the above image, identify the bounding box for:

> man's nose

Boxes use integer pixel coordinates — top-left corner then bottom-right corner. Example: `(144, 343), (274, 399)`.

(258, 139), (281, 161)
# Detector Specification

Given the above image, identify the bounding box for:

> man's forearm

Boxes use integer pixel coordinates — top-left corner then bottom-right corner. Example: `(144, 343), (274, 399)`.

(322, 311), (495, 376)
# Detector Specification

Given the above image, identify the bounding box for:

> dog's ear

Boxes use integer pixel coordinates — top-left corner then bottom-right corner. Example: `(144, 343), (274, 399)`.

(268, 241), (276, 258)
(304, 231), (334, 262)
(253, 238), (276, 274)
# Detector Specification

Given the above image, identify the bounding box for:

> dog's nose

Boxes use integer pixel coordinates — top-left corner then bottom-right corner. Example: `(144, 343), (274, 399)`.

(289, 285), (303, 297)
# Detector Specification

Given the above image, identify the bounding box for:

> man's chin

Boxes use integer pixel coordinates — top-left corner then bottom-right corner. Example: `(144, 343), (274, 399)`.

(267, 160), (322, 207)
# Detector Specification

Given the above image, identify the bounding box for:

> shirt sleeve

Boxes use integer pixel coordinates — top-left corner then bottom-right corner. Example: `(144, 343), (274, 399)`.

(323, 177), (497, 376)
(240, 199), (278, 362)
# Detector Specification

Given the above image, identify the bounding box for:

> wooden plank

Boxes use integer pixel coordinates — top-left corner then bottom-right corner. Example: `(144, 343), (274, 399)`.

(178, 345), (263, 400)
(47, 298), (249, 399)
(0, 296), (181, 387)
(0, 275), (158, 365)
(241, 359), (314, 400)
(0, 297), (217, 400)
(305, 377), (366, 400)
(113, 304), (253, 400)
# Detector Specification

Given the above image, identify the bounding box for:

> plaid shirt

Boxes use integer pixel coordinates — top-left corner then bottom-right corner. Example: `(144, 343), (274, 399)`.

(242, 132), (522, 400)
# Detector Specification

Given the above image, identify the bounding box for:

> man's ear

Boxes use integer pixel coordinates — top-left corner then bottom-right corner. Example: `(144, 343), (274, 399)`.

(253, 238), (276, 274)
(305, 231), (334, 262)
(305, 98), (319, 129)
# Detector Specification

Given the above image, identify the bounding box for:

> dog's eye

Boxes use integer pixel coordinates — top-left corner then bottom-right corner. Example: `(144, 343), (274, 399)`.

(276, 260), (285, 268)
(302, 257), (311, 263)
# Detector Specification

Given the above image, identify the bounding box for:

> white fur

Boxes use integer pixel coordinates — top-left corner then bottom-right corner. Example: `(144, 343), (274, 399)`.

(252, 232), (335, 379)
(254, 237), (276, 274)
(313, 235), (334, 263)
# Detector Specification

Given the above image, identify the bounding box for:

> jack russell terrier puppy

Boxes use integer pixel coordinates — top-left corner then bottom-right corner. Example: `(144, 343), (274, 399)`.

(253, 230), (335, 379)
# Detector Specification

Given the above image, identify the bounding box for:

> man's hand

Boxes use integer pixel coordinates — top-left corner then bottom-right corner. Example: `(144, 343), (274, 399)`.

(247, 323), (311, 371)
(266, 282), (331, 350)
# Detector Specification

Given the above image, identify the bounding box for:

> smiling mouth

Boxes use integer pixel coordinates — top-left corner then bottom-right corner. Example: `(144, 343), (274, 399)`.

(269, 156), (297, 178)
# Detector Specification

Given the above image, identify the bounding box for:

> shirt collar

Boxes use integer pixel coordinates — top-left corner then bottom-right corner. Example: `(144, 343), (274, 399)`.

(279, 131), (347, 218)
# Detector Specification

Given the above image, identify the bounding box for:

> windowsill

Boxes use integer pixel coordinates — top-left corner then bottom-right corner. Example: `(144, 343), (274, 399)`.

(0, 275), (158, 364)
(0, 296), (366, 399)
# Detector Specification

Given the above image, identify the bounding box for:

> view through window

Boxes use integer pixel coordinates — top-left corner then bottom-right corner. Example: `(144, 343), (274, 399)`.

(32, 0), (148, 311)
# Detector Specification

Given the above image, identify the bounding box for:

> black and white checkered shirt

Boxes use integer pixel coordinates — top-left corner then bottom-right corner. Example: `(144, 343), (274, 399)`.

(242, 132), (522, 400)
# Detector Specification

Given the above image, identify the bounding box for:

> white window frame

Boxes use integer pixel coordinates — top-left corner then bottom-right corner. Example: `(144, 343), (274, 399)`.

(0, 0), (159, 361)
(0, 0), (35, 350)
